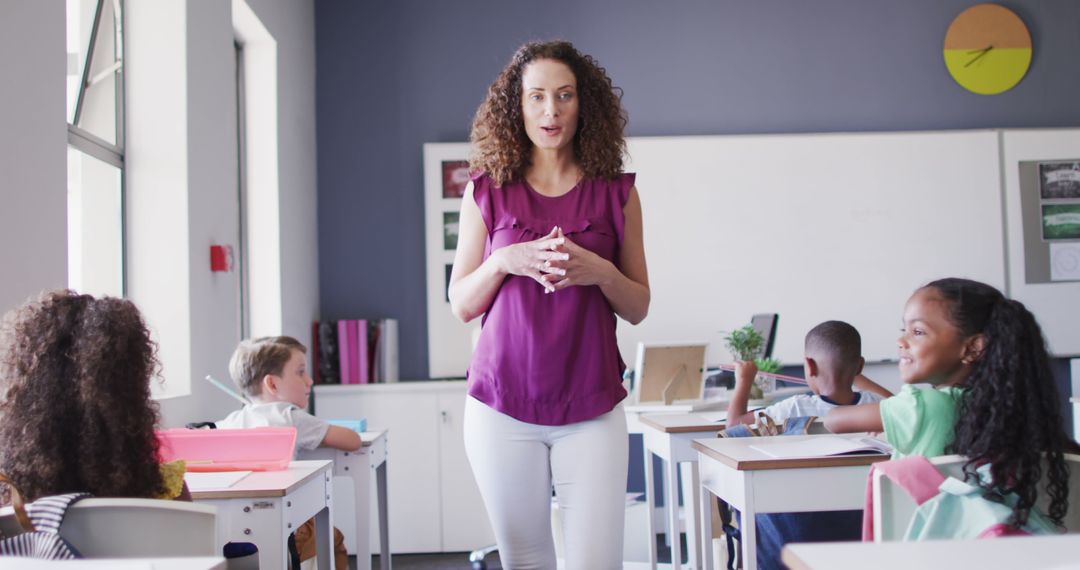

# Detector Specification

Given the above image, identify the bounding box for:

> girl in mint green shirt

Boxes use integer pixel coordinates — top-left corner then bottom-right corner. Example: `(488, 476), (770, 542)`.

(825, 278), (1075, 529)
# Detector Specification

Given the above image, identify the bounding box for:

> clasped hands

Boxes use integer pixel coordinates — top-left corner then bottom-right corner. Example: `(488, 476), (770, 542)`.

(494, 226), (613, 293)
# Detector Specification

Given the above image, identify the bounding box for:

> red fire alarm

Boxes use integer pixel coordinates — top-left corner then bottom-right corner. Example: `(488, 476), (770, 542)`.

(210, 245), (233, 272)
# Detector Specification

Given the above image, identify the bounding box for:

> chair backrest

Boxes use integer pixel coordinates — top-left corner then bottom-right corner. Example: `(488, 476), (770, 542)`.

(0, 498), (217, 558)
(873, 453), (1080, 541)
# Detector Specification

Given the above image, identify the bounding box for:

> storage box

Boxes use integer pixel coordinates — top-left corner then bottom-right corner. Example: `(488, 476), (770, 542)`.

(327, 418), (366, 433)
(157, 427), (297, 472)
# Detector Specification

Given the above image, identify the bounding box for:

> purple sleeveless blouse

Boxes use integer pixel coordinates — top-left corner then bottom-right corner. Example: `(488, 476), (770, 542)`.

(466, 172), (635, 426)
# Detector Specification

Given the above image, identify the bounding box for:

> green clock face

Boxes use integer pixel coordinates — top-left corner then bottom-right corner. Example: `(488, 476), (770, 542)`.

(943, 4), (1032, 95)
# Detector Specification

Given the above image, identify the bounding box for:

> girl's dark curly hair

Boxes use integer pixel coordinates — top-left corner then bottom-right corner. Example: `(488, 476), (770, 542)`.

(470, 40), (628, 187)
(0, 290), (166, 502)
(926, 278), (1074, 528)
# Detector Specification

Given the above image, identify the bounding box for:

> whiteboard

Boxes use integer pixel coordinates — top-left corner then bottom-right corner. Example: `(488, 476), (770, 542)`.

(622, 131), (1007, 365)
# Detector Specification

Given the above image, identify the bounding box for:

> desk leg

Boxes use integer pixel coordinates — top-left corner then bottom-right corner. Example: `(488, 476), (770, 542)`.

(377, 461), (391, 570)
(741, 473), (757, 570)
(316, 504), (332, 570)
(644, 450), (658, 570)
(698, 487), (713, 570)
(665, 457), (681, 570)
(353, 455), (373, 570)
(679, 462), (700, 570)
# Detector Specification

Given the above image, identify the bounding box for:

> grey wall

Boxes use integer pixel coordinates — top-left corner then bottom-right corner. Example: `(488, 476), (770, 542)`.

(315, 0), (1080, 379)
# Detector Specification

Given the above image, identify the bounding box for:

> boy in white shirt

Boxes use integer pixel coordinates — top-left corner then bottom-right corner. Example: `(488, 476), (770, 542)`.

(217, 336), (360, 570)
(726, 320), (892, 428)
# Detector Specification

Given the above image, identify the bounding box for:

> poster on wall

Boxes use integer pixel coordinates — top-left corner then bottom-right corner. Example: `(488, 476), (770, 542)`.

(425, 143), (479, 378)
(1042, 204), (1080, 241)
(1039, 161), (1080, 199)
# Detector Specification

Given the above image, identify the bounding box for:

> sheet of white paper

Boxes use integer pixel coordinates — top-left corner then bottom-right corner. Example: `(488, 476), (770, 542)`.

(184, 470), (252, 491)
(1050, 242), (1080, 281)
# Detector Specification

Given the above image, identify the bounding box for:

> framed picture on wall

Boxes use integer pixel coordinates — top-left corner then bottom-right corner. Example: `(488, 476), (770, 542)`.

(1038, 161), (1080, 199)
(443, 212), (459, 250)
(442, 160), (471, 198)
(425, 143), (479, 378)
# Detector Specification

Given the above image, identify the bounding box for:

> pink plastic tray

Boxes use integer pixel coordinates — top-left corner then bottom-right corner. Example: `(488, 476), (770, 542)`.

(157, 427), (297, 472)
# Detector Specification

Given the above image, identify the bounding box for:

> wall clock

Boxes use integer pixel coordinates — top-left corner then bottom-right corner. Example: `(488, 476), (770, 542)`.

(943, 3), (1032, 95)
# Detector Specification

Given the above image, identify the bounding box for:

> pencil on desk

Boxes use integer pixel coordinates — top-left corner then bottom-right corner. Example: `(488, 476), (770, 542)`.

(716, 364), (808, 385)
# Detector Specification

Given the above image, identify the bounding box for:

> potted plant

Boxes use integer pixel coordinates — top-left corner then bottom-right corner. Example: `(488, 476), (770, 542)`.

(722, 325), (780, 399)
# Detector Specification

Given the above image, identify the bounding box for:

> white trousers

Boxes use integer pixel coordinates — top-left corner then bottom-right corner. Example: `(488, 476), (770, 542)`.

(463, 396), (629, 570)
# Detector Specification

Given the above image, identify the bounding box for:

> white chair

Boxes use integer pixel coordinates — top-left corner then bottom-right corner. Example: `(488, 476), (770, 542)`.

(872, 453), (1080, 541)
(0, 498), (218, 557)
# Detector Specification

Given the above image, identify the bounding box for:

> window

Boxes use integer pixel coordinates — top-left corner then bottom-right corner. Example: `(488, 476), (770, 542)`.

(66, 0), (124, 297)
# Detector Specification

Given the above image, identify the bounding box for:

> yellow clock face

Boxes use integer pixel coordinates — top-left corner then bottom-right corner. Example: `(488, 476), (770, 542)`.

(943, 3), (1032, 95)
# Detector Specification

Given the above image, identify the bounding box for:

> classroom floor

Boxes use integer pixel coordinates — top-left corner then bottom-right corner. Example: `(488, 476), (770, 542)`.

(359, 553), (502, 569)
(356, 533), (685, 569)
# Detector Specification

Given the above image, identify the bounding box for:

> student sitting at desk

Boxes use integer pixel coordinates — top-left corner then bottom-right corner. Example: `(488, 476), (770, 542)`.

(825, 278), (1078, 532)
(0, 290), (188, 503)
(726, 320), (892, 428)
(216, 336), (360, 570)
(725, 320), (892, 570)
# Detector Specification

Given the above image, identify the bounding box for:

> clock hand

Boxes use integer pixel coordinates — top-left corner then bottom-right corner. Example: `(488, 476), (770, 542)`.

(964, 45), (994, 68)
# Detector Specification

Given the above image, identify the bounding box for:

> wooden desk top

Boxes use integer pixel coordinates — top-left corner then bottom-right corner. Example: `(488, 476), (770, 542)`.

(189, 459), (332, 500)
(691, 434), (891, 471)
(639, 411), (727, 433)
(782, 534), (1080, 570)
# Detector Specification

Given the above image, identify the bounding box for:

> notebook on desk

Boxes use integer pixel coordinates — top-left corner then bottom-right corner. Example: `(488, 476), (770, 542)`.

(749, 435), (892, 459)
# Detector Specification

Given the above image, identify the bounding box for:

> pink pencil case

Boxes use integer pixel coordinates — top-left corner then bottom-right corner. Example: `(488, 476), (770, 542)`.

(157, 427), (297, 472)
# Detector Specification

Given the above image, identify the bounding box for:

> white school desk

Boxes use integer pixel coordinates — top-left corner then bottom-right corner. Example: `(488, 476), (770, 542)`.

(781, 534), (1080, 570)
(301, 431), (391, 570)
(639, 412), (726, 570)
(691, 435), (889, 570)
(631, 387), (810, 570)
(1072, 397), (1080, 442)
(190, 460), (334, 570)
(0, 558), (228, 569)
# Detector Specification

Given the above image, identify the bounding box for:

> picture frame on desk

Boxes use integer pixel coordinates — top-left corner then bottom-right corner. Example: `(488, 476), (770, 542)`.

(632, 341), (708, 405)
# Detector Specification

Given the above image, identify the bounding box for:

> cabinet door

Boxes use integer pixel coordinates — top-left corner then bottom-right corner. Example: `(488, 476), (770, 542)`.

(438, 390), (496, 551)
(316, 389), (442, 554)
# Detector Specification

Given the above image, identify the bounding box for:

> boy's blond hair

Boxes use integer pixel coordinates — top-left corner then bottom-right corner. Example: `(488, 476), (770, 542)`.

(229, 336), (307, 398)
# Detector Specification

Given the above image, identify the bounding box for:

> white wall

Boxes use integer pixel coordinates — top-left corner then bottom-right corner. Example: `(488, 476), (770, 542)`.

(0, 1), (67, 312)
(246, 0), (320, 343)
(153, 0), (320, 427)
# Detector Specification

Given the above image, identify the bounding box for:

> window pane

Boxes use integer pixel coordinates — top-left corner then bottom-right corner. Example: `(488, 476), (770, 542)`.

(67, 147), (123, 297)
(66, 0), (122, 145)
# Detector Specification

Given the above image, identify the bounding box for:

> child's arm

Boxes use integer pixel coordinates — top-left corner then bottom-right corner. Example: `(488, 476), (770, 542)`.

(321, 424), (363, 452)
(725, 361), (759, 427)
(823, 402), (883, 433)
(853, 374), (893, 398)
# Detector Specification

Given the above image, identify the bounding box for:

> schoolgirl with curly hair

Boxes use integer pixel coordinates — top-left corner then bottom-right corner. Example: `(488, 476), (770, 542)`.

(450, 40), (650, 569)
(827, 277), (1076, 528)
(0, 290), (185, 502)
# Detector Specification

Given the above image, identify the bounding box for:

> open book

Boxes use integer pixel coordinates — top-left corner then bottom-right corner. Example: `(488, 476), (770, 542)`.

(749, 435), (892, 459)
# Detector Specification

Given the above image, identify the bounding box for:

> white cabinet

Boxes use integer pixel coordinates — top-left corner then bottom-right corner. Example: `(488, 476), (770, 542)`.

(313, 381), (494, 554)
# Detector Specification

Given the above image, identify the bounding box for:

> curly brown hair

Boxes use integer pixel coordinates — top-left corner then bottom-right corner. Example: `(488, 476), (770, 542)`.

(0, 290), (166, 502)
(470, 40), (629, 187)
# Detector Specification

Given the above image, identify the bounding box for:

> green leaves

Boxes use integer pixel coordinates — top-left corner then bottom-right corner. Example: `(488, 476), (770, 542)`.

(754, 357), (782, 374)
(722, 324), (764, 362)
